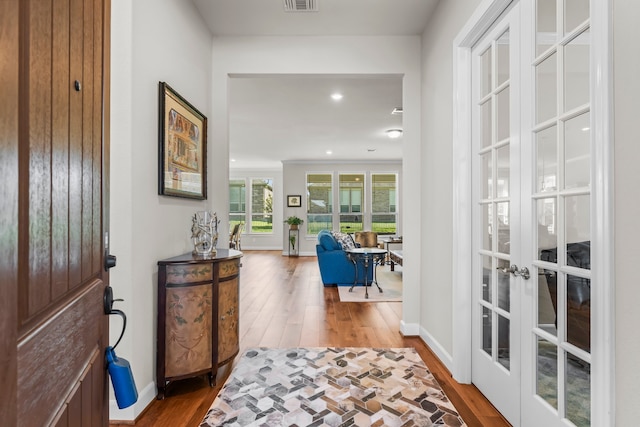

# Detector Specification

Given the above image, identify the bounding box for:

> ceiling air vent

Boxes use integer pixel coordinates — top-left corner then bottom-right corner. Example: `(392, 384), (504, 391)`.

(284, 0), (318, 12)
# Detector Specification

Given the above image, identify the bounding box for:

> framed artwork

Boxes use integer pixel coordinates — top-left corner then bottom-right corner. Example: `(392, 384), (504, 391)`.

(287, 195), (302, 207)
(158, 82), (207, 199)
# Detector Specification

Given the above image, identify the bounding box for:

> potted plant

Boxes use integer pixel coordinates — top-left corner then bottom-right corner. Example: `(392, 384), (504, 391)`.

(284, 216), (304, 230)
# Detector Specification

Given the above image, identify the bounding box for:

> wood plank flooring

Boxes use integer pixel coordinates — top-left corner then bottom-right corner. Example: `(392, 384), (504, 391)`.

(110, 250), (510, 427)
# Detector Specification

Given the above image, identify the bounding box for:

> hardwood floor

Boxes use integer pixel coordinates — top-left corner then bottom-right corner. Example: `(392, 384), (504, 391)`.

(111, 250), (509, 427)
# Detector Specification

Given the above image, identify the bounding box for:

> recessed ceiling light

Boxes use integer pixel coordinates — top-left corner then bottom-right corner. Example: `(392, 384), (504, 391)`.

(386, 129), (403, 139)
(326, 150), (333, 155)
(391, 107), (403, 115)
(230, 158), (236, 162)
(331, 93), (343, 101)
(582, 127), (590, 131)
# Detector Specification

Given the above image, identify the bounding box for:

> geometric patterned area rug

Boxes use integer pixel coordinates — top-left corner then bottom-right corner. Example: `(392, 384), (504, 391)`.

(200, 347), (466, 427)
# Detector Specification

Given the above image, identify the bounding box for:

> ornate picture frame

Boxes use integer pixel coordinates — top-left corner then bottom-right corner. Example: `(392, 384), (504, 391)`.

(287, 195), (302, 207)
(158, 82), (207, 200)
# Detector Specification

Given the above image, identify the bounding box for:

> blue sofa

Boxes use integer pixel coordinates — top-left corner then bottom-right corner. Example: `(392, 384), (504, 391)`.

(316, 230), (373, 287)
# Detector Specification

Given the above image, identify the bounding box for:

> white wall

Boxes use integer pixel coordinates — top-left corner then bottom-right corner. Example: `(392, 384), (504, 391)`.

(211, 36), (423, 336)
(109, 0), (213, 420)
(613, 1), (640, 423)
(419, 0), (482, 364)
(282, 161), (402, 256)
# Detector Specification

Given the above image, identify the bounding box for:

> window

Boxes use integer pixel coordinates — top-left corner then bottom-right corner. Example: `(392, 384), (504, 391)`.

(306, 173), (332, 234)
(229, 179), (246, 228)
(339, 173), (364, 232)
(250, 178), (273, 233)
(371, 173), (397, 234)
(229, 177), (273, 233)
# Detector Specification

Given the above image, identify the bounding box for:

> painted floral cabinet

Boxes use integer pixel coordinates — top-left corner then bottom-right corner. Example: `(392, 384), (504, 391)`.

(156, 249), (242, 399)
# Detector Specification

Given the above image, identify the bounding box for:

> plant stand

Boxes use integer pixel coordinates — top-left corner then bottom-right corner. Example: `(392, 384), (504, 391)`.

(288, 228), (299, 257)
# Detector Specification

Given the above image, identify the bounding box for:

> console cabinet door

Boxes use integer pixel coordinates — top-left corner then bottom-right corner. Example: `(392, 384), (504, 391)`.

(218, 260), (240, 364)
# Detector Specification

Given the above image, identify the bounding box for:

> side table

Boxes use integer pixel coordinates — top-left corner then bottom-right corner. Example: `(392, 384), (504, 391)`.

(382, 237), (403, 266)
(345, 248), (387, 299)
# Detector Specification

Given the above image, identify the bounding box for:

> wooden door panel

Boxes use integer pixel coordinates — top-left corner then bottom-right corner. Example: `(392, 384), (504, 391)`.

(18, 281), (104, 426)
(9, 0), (111, 425)
(52, 0), (71, 300)
(69, 0), (85, 289)
(25, 0), (54, 316)
(0, 0), (20, 423)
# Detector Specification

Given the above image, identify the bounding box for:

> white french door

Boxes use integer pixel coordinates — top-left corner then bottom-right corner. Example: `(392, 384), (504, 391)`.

(471, 4), (522, 423)
(470, 1), (594, 426)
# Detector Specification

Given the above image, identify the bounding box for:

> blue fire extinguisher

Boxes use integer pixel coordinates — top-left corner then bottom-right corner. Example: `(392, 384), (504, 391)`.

(104, 286), (138, 409)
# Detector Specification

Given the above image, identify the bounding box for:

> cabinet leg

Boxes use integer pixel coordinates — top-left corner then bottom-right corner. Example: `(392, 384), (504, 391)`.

(208, 371), (216, 387)
(156, 387), (165, 400)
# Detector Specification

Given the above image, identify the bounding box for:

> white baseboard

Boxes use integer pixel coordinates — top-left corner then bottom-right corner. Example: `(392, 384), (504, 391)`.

(109, 380), (156, 423)
(400, 320), (420, 336)
(419, 325), (455, 374)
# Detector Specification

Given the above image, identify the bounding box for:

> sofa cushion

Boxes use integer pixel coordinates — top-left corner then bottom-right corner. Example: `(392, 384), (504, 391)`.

(331, 231), (356, 250)
(318, 230), (340, 251)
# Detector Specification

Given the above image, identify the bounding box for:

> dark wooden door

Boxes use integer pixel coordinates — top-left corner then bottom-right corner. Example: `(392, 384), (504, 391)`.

(0, 0), (111, 425)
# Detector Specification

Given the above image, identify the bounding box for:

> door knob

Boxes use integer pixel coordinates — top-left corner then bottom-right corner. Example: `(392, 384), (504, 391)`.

(517, 266), (531, 280)
(497, 264), (530, 280)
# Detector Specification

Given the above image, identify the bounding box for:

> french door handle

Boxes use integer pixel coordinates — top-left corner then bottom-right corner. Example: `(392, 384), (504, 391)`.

(497, 264), (530, 280)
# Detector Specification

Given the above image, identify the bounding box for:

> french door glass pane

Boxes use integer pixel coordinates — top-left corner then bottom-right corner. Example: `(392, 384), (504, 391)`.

(496, 30), (510, 86)
(537, 337), (559, 408)
(482, 305), (492, 356)
(482, 152), (492, 199)
(482, 100), (493, 148)
(566, 275), (591, 351)
(565, 0), (589, 34)
(564, 30), (590, 112)
(497, 261), (510, 311)
(536, 0), (557, 56)
(536, 125), (558, 192)
(496, 87), (510, 141)
(496, 145), (510, 197)
(497, 201), (510, 254)
(564, 112), (591, 189)
(536, 52), (558, 123)
(566, 356), (591, 427)
(483, 255), (493, 303)
(538, 269), (557, 334)
(481, 48), (492, 96)
(565, 195), (590, 249)
(498, 315), (510, 370)
(537, 198), (558, 254)
(483, 204), (492, 251)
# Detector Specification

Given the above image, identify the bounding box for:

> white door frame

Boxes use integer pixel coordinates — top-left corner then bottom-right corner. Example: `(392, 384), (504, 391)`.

(451, 0), (615, 425)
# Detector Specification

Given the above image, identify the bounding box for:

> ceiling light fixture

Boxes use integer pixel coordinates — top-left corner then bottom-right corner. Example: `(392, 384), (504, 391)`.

(330, 93), (343, 101)
(326, 150), (333, 155)
(386, 129), (403, 139)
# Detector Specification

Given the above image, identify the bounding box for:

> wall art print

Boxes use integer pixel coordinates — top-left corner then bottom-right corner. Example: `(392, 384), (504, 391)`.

(158, 82), (207, 199)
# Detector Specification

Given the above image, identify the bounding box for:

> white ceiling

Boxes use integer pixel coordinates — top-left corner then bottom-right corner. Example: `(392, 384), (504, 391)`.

(191, 0), (439, 169)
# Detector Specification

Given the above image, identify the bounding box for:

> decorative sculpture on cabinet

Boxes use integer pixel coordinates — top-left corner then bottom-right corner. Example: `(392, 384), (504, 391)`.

(192, 211), (219, 256)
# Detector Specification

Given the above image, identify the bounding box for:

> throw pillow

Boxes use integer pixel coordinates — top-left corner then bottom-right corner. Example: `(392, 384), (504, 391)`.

(331, 231), (356, 250)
